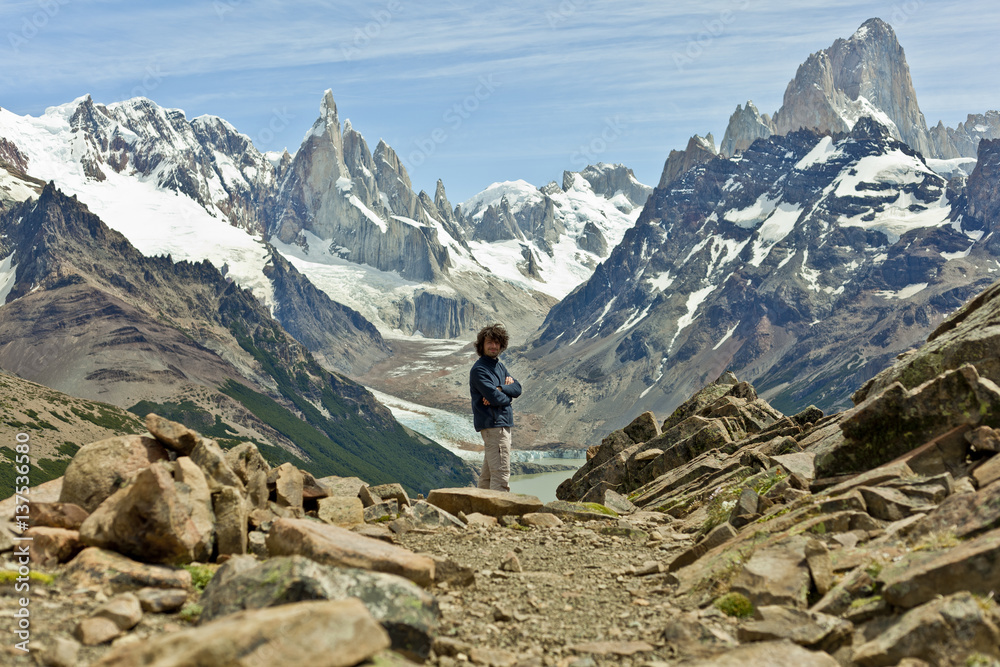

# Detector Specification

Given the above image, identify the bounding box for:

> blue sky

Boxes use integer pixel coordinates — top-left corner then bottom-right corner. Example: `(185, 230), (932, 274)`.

(2, 0), (998, 201)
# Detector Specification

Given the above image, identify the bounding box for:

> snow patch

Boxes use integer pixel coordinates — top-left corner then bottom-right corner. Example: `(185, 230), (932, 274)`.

(941, 245), (974, 260)
(0, 252), (17, 304)
(748, 203), (802, 267)
(616, 302), (653, 334)
(876, 283), (929, 300)
(712, 321), (739, 350)
(647, 271), (674, 292)
(668, 284), (715, 353)
(795, 136), (838, 170)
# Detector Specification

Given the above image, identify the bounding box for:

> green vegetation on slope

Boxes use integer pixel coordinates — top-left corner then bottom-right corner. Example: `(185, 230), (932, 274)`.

(218, 317), (472, 495)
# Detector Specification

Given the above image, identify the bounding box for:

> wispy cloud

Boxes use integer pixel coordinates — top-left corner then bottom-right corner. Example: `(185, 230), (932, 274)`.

(1, 0), (998, 199)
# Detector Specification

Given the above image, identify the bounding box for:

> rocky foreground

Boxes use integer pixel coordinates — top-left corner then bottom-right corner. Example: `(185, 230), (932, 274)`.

(6, 282), (1000, 666)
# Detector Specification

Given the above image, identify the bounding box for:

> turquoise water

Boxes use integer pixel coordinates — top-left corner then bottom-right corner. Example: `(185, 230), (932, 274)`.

(508, 458), (587, 503)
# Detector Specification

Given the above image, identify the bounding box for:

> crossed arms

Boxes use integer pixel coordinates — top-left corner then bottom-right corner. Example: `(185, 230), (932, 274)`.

(471, 365), (522, 407)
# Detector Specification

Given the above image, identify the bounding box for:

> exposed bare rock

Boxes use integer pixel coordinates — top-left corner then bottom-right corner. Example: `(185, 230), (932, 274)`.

(853, 592), (1000, 666)
(189, 439), (244, 493)
(824, 365), (1000, 477)
(224, 442), (270, 509)
(197, 555), (439, 661)
(683, 640), (841, 666)
(134, 588), (189, 614)
(408, 500), (465, 530)
(318, 496), (365, 527)
(880, 527), (1000, 608)
(91, 599), (390, 667)
(63, 547), (192, 593)
(29, 502), (88, 530)
(720, 101), (776, 157)
(268, 462), (304, 509)
(730, 536), (812, 608)
(145, 414), (202, 456)
(265, 517), (435, 587)
(736, 605), (852, 652)
(425, 488), (544, 518)
(773, 18), (933, 156)
(24, 526), (82, 567)
(369, 483), (411, 508)
(79, 459), (215, 565)
(60, 435), (169, 512)
(658, 133), (718, 187)
(212, 485), (249, 557)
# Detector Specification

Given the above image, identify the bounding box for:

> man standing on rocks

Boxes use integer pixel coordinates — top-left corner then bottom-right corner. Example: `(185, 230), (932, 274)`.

(470, 323), (522, 492)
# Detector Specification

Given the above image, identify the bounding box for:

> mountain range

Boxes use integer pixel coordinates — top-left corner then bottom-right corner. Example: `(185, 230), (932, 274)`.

(2, 17), (1000, 473)
(0, 183), (472, 495)
(516, 18), (1000, 445)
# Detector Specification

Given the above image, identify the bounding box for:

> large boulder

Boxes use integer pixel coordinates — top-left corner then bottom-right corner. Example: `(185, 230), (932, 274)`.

(268, 463), (304, 508)
(189, 438), (244, 492)
(823, 365), (1000, 477)
(225, 442), (270, 509)
(199, 555), (439, 661)
(60, 435), (169, 512)
(265, 518), (435, 587)
(92, 599), (390, 667)
(730, 536), (812, 609)
(79, 459), (215, 564)
(681, 640), (840, 666)
(854, 280), (1000, 403)
(145, 413), (203, 455)
(212, 485), (249, 557)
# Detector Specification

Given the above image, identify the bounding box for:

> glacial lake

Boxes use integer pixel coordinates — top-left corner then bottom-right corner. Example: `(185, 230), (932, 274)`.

(508, 459), (587, 503)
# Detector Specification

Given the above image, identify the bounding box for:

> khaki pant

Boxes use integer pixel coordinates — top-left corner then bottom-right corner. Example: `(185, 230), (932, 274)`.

(478, 427), (511, 492)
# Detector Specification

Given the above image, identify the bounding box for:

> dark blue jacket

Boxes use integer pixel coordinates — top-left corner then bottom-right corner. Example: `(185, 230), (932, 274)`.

(470, 355), (522, 432)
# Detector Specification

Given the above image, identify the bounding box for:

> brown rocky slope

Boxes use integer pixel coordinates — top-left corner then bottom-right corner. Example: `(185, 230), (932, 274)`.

(7, 277), (1000, 665)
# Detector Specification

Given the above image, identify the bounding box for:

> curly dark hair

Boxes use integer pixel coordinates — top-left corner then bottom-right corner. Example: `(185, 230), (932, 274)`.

(475, 323), (509, 357)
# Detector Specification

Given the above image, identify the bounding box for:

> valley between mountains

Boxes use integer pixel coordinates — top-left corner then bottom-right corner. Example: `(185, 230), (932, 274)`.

(2, 12), (1000, 667)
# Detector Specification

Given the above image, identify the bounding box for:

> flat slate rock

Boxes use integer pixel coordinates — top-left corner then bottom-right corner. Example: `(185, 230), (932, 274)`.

(881, 527), (1000, 608)
(266, 517), (435, 587)
(64, 547), (192, 593)
(736, 605), (852, 652)
(682, 640), (840, 666)
(852, 592), (1000, 667)
(92, 598), (390, 667)
(426, 488), (543, 518)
